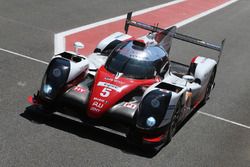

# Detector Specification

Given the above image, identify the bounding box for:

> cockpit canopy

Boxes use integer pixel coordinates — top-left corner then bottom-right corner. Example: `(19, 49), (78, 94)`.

(105, 40), (169, 79)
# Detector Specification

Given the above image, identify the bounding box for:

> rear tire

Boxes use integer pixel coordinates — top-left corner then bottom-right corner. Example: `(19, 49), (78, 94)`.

(204, 67), (216, 103)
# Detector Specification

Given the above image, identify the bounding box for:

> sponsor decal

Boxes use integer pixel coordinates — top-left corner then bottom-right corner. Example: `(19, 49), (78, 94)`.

(92, 101), (104, 109)
(100, 87), (112, 97)
(90, 107), (100, 112)
(123, 102), (137, 109)
(104, 77), (124, 84)
(104, 77), (113, 81)
(97, 81), (122, 92)
(73, 86), (86, 93)
(93, 97), (105, 103)
(93, 97), (109, 104)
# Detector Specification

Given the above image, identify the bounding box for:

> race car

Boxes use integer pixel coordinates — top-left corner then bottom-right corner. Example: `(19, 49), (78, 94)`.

(28, 12), (225, 152)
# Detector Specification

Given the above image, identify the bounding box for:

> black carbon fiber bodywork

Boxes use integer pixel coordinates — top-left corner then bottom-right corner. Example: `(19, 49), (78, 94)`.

(39, 58), (70, 101)
(136, 90), (172, 130)
(58, 75), (93, 110)
(107, 102), (139, 125)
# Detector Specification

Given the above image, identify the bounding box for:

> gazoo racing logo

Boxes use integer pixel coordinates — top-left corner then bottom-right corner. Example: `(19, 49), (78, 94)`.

(97, 82), (122, 92)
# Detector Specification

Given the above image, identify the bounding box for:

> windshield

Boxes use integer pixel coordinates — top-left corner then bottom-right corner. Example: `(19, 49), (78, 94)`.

(105, 41), (166, 79)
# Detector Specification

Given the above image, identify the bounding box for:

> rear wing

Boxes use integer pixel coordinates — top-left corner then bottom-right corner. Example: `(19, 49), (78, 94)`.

(124, 12), (225, 63)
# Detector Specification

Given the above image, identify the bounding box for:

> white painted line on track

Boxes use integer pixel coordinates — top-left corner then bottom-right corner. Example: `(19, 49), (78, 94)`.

(0, 48), (48, 65)
(55, 0), (185, 37)
(198, 111), (250, 129)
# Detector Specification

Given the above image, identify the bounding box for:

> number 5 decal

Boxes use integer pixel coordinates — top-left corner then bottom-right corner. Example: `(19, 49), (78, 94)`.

(100, 87), (112, 97)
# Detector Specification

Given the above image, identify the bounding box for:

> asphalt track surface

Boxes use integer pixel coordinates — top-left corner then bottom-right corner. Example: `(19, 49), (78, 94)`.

(0, 0), (249, 166)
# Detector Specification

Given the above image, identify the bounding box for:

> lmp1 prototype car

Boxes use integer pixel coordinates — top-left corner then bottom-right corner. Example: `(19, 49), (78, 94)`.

(28, 12), (225, 151)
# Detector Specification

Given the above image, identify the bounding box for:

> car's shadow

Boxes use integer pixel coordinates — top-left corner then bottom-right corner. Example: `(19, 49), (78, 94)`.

(20, 103), (204, 158)
(21, 105), (158, 158)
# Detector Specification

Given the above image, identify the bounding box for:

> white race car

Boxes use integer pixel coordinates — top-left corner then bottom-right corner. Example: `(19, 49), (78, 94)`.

(28, 12), (225, 152)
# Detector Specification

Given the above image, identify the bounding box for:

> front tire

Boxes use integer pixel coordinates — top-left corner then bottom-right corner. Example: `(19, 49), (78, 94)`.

(165, 98), (182, 143)
(126, 99), (182, 153)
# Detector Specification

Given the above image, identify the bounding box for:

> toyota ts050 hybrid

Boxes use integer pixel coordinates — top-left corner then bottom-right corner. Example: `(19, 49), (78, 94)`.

(27, 12), (225, 152)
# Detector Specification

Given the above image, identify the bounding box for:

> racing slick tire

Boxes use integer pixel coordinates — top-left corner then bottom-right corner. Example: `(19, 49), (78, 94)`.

(126, 99), (182, 153)
(164, 98), (182, 144)
(203, 67), (216, 103)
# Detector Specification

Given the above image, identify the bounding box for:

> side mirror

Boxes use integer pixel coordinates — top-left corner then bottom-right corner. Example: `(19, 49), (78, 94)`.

(183, 75), (195, 83)
(74, 42), (85, 55)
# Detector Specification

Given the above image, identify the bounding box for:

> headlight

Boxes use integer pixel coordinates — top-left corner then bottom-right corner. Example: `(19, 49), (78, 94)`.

(136, 89), (172, 129)
(146, 117), (156, 127)
(40, 58), (70, 100)
(43, 84), (52, 94)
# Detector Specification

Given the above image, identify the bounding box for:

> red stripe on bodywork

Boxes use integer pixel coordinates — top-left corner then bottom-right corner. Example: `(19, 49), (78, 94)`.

(143, 134), (165, 143)
(27, 96), (34, 104)
(27, 96), (39, 105)
(191, 56), (199, 63)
